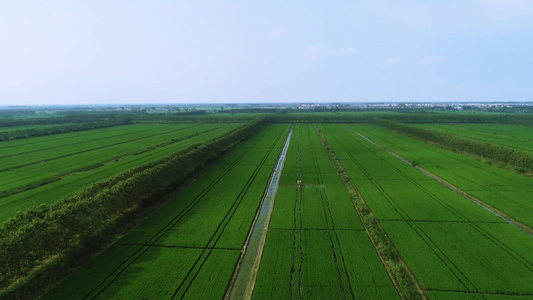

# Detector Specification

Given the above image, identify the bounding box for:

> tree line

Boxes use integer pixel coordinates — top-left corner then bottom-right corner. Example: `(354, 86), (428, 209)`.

(0, 119), (132, 142)
(267, 111), (533, 126)
(373, 118), (533, 173)
(0, 117), (267, 299)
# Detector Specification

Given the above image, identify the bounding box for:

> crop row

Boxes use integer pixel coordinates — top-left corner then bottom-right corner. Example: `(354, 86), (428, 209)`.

(0, 124), (239, 224)
(253, 124), (398, 299)
(320, 124), (533, 298)
(41, 124), (290, 299)
(346, 124), (533, 230)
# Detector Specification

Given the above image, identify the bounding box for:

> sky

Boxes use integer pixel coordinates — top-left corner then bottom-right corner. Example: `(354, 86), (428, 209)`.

(1, 1), (533, 105)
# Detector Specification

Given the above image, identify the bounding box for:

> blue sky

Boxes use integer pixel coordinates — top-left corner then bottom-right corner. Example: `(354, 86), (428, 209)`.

(1, 1), (532, 105)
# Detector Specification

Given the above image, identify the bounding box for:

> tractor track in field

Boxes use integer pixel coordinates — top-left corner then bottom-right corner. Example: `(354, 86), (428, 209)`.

(290, 127), (304, 300)
(333, 126), (478, 291)
(307, 125), (353, 300)
(341, 125), (533, 296)
(353, 131), (533, 270)
(344, 124), (533, 237)
(82, 128), (269, 300)
(316, 124), (425, 299)
(333, 126), (482, 294)
(346, 124), (533, 242)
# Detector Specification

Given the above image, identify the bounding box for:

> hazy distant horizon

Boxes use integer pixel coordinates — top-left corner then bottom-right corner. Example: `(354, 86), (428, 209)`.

(1, 1), (532, 106)
(2, 100), (533, 109)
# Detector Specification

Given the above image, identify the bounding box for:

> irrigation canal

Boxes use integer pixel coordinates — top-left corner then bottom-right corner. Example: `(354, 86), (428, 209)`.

(226, 125), (294, 299)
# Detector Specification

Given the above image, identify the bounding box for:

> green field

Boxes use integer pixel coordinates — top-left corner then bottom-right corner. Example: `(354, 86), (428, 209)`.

(3, 112), (533, 299)
(415, 123), (533, 155)
(321, 124), (533, 298)
(0, 123), (240, 224)
(345, 123), (533, 230)
(253, 124), (398, 299)
(41, 124), (290, 299)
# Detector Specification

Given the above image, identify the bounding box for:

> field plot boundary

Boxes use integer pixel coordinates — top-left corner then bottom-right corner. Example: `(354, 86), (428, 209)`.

(344, 125), (533, 237)
(226, 125), (293, 300)
(314, 125), (425, 300)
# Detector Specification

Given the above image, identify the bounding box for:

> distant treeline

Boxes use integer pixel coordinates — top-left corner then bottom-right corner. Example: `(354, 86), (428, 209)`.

(374, 118), (533, 173)
(135, 113), (266, 123)
(381, 112), (533, 126)
(171, 110), (207, 116)
(0, 119), (131, 142)
(219, 108), (283, 114)
(0, 117), (268, 299)
(0, 114), (131, 127)
(269, 112), (377, 123)
(268, 111), (533, 125)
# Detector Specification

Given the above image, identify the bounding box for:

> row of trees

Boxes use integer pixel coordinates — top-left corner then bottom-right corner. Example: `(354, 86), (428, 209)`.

(0, 119), (132, 141)
(0, 117), (267, 298)
(378, 112), (533, 126)
(374, 118), (533, 173)
(268, 111), (533, 125)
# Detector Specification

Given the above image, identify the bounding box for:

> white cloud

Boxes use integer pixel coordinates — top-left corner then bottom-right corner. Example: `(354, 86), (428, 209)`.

(270, 29), (284, 39)
(421, 55), (449, 65)
(384, 58), (399, 65)
(297, 46), (357, 60)
(479, 0), (533, 20)
(331, 46), (357, 55)
(297, 47), (321, 60)
(397, 7), (432, 26)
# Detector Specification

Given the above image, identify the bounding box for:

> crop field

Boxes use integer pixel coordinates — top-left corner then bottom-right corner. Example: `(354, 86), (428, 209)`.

(320, 124), (533, 299)
(6, 113), (533, 299)
(253, 124), (398, 299)
(0, 123), (240, 224)
(41, 124), (291, 299)
(415, 123), (533, 155)
(344, 123), (533, 230)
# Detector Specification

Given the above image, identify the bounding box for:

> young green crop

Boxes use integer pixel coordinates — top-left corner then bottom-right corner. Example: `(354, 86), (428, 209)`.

(321, 123), (533, 298)
(416, 123), (533, 156)
(40, 124), (291, 299)
(346, 123), (533, 230)
(254, 124), (399, 299)
(0, 124), (240, 224)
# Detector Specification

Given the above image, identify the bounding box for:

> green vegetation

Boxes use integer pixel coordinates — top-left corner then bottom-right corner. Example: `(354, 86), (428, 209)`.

(0, 123), (240, 224)
(0, 118), (270, 299)
(253, 124), (400, 299)
(374, 118), (533, 173)
(416, 123), (533, 156)
(2, 109), (533, 299)
(321, 124), (533, 298)
(347, 124), (533, 230)
(36, 124), (289, 300)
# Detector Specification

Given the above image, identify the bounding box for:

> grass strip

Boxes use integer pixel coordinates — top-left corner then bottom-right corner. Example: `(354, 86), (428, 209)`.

(314, 124), (426, 300)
